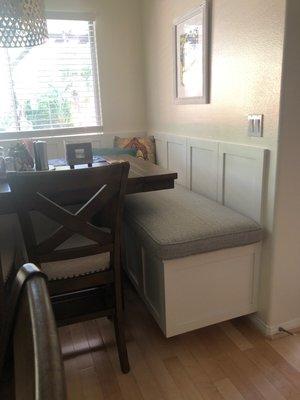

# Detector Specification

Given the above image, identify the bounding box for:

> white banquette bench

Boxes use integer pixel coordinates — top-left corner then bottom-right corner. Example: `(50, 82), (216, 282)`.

(124, 134), (267, 337)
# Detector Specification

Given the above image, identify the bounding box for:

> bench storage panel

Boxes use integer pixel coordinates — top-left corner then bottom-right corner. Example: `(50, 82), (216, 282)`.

(124, 185), (263, 337)
(125, 237), (261, 337)
(164, 244), (261, 336)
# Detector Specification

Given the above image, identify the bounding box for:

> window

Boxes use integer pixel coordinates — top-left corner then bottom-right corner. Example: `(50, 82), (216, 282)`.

(0, 18), (102, 139)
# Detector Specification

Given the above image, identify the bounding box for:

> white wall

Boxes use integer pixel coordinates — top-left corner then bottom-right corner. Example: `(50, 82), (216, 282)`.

(141, 0), (286, 325)
(266, 0), (300, 331)
(45, 0), (146, 136)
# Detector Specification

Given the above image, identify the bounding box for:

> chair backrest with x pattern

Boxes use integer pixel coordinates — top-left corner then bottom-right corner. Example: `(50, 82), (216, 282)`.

(8, 162), (130, 265)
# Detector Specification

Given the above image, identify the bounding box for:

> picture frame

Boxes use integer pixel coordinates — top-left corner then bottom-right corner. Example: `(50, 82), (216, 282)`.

(66, 142), (93, 169)
(173, 1), (210, 104)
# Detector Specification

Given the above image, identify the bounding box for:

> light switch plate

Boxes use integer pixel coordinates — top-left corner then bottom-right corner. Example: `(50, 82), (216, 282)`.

(248, 114), (263, 137)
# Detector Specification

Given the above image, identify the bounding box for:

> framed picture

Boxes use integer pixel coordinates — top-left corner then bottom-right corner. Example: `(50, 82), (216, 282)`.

(173, 2), (210, 104)
(66, 142), (93, 168)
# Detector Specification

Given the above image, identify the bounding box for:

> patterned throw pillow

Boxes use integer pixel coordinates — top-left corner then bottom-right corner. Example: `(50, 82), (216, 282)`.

(114, 136), (156, 164)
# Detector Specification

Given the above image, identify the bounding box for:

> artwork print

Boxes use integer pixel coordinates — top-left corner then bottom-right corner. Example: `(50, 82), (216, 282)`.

(174, 3), (209, 104)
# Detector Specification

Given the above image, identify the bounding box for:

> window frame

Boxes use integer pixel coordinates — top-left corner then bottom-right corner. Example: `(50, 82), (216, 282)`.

(0, 12), (103, 141)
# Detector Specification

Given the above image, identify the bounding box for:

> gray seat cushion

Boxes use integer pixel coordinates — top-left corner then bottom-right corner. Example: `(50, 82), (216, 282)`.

(41, 234), (110, 281)
(31, 208), (110, 281)
(124, 185), (263, 260)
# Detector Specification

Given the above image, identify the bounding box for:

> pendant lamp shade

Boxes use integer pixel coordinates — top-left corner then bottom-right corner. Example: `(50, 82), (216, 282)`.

(0, 0), (48, 47)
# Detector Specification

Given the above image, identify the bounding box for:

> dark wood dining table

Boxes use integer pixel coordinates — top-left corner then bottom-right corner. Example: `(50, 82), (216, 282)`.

(0, 155), (178, 215)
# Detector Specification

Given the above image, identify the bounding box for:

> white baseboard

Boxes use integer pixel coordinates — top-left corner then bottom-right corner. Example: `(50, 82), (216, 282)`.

(248, 314), (274, 336)
(249, 313), (300, 337)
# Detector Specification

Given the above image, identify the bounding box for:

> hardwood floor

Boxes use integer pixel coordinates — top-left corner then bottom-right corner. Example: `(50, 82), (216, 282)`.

(59, 288), (300, 400)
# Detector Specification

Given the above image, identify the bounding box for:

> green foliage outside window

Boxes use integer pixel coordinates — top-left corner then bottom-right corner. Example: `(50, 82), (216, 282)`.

(24, 88), (72, 130)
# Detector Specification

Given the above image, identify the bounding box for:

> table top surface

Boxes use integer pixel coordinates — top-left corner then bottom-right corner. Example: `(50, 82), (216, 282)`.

(0, 155), (177, 213)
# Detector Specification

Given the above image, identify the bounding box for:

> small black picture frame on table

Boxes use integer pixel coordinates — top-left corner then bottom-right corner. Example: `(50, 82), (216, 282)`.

(66, 142), (93, 169)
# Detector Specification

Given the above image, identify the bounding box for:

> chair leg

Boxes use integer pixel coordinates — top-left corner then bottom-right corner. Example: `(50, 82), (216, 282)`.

(120, 233), (127, 311)
(113, 312), (130, 373)
(113, 249), (130, 373)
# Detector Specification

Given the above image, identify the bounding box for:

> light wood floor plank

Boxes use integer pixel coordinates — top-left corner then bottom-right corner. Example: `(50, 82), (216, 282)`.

(232, 319), (300, 391)
(80, 367), (104, 400)
(98, 318), (165, 400)
(181, 332), (226, 383)
(194, 327), (265, 400)
(269, 336), (300, 373)
(84, 319), (125, 400)
(164, 356), (204, 400)
(174, 334), (224, 400)
(92, 319), (144, 400)
(228, 348), (286, 400)
(59, 326), (86, 400)
(59, 288), (300, 400)
(128, 308), (185, 400)
(245, 348), (298, 399)
(216, 353), (265, 400)
(207, 327), (286, 400)
(131, 300), (224, 400)
(70, 323), (94, 371)
(220, 322), (253, 352)
(215, 378), (245, 400)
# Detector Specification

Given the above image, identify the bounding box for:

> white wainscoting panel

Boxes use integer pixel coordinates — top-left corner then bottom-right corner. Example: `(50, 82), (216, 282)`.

(155, 138), (168, 169)
(187, 138), (219, 201)
(153, 132), (268, 225)
(218, 143), (267, 223)
(154, 133), (187, 187)
(167, 140), (187, 186)
(164, 243), (261, 337)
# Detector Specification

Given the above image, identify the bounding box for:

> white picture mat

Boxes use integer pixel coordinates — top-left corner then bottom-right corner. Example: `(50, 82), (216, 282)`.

(173, 2), (210, 104)
(176, 11), (204, 98)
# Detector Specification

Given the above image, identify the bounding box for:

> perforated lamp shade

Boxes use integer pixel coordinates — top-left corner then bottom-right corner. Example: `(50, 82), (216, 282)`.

(0, 0), (48, 47)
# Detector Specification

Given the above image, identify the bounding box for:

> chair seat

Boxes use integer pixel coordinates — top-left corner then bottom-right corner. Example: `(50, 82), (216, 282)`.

(41, 234), (110, 281)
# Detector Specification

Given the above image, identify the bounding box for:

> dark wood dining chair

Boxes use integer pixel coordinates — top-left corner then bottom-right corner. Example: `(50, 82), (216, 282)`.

(0, 263), (66, 400)
(7, 162), (130, 373)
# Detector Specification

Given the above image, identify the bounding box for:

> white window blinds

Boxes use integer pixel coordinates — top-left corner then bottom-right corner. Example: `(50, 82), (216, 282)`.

(0, 18), (102, 139)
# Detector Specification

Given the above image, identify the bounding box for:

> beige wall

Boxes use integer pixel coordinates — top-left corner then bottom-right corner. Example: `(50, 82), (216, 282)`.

(141, 0), (286, 324)
(45, 0), (146, 135)
(267, 0), (300, 329)
(142, 0), (284, 145)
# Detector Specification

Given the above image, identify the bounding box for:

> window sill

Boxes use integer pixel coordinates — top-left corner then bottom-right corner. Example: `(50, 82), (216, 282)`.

(0, 126), (103, 142)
